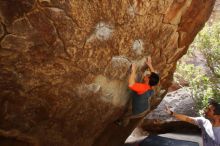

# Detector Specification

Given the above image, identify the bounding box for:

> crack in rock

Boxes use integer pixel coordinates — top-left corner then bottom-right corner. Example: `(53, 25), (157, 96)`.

(0, 23), (4, 38)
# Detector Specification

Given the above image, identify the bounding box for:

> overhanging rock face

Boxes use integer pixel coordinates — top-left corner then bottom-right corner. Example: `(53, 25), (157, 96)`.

(0, 0), (215, 146)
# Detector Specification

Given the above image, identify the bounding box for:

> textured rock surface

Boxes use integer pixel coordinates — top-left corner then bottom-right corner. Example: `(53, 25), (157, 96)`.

(147, 87), (197, 121)
(141, 88), (199, 134)
(0, 0), (215, 146)
(211, 0), (220, 20)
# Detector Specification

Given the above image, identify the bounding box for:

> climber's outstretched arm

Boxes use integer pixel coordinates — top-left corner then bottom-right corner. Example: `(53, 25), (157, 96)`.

(146, 56), (155, 73)
(165, 105), (196, 125)
(128, 63), (136, 86)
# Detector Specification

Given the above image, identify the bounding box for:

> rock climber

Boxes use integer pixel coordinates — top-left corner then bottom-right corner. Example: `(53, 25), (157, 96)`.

(116, 56), (160, 126)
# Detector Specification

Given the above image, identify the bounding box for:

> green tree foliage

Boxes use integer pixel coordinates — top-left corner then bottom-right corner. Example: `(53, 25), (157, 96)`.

(195, 22), (220, 79)
(176, 22), (220, 114)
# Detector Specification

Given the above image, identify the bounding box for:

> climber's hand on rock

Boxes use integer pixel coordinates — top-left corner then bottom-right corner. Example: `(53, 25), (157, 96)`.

(165, 105), (173, 115)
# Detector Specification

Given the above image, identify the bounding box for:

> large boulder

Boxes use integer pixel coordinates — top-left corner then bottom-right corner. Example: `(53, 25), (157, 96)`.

(141, 88), (200, 135)
(0, 0), (216, 146)
(147, 87), (197, 121)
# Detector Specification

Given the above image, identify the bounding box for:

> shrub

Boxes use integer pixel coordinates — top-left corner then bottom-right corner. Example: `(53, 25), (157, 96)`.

(176, 22), (220, 114)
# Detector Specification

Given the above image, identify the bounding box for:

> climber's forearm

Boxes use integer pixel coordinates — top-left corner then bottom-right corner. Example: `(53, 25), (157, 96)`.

(172, 112), (196, 125)
(146, 56), (156, 73)
(148, 63), (155, 73)
(128, 71), (136, 86)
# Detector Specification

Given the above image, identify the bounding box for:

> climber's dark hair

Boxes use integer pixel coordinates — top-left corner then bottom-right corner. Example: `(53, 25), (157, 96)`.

(209, 99), (220, 115)
(149, 72), (160, 86)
